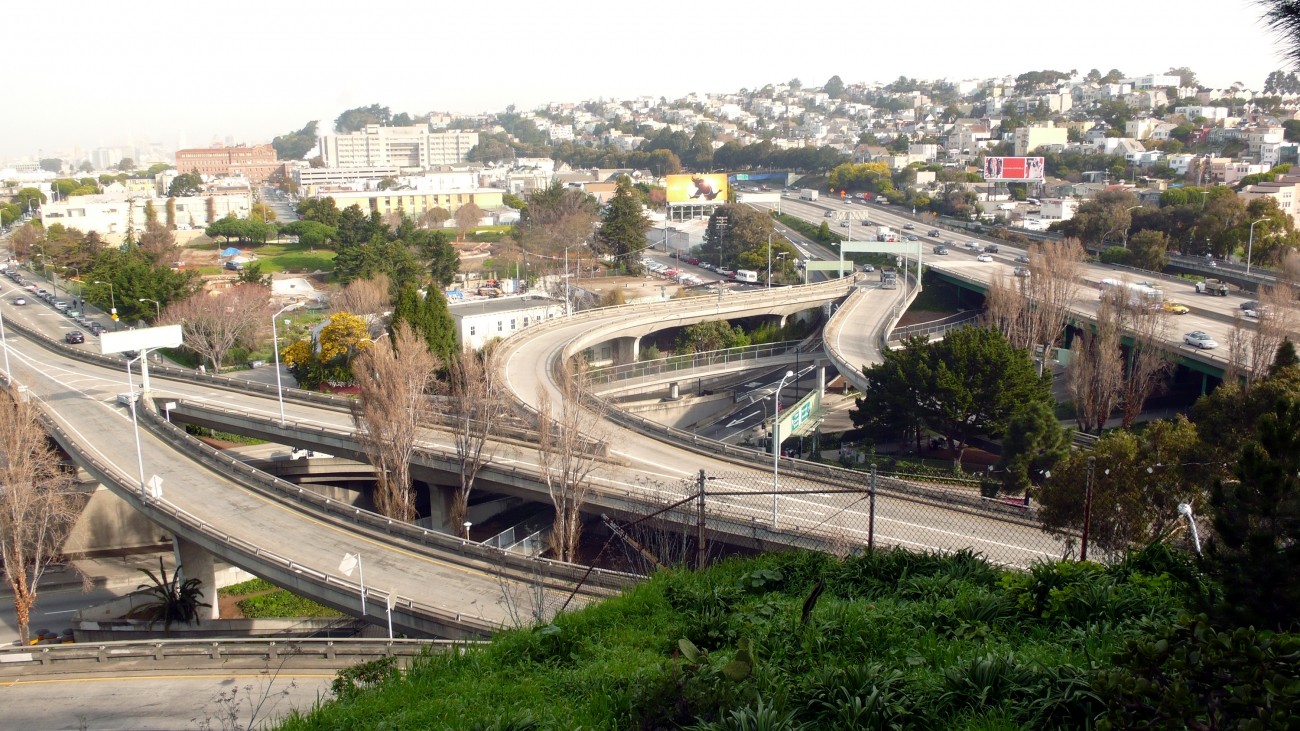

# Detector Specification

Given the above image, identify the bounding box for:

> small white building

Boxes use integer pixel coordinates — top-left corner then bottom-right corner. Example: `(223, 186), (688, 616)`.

(449, 295), (565, 351)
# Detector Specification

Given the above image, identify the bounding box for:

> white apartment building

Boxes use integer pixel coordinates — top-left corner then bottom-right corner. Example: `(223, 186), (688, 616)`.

(294, 166), (401, 195)
(319, 125), (480, 170)
(450, 295), (565, 351)
(1175, 106), (1231, 122)
(39, 193), (250, 237)
(1013, 123), (1069, 157)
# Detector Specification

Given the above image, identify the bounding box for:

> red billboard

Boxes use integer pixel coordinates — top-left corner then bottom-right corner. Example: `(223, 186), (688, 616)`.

(983, 156), (1045, 182)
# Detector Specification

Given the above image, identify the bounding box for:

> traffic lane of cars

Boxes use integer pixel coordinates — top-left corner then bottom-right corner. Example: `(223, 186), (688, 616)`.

(2, 266), (105, 343)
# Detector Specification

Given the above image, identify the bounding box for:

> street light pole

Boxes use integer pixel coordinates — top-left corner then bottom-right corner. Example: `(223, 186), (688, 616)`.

(94, 280), (116, 323)
(772, 370), (794, 529)
(1247, 217), (1268, 276)
(138, 298), (160, 320)
(0, 285), (12, 384)
(271, 302), (301, 426)
(126, 355), (149, 500)
(766, 231), (772, 289)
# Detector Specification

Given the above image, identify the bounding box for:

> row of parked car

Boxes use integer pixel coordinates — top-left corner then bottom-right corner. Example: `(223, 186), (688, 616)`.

(642, 257), (707, 286)
(2, 266), (103, 341)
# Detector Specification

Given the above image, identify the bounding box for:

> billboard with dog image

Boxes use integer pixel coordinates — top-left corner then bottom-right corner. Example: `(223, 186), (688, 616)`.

(665, 173), (729, 205)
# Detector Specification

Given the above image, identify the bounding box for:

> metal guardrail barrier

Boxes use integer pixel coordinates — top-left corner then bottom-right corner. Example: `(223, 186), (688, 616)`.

(0, 637), (479, 672)
(587, 340), (805, 385)
(891, 311), (982, 340)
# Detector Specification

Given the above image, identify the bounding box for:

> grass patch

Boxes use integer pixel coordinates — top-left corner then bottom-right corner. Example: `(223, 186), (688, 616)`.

(183, 423), (267, 445)
(276, 546), (1206, 730)
(219, 577), (278, 597)
(237, 591), (342, 619)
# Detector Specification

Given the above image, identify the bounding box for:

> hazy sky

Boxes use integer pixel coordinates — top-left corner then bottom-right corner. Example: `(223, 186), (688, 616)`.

(3, 0), (1293, 161)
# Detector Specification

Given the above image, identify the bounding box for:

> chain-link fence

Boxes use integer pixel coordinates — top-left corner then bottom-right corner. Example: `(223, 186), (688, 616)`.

(596, 468), (1071, 575)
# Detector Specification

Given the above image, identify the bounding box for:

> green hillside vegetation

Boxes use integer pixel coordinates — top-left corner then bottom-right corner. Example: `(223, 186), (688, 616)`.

(274, 544), (1283, 730)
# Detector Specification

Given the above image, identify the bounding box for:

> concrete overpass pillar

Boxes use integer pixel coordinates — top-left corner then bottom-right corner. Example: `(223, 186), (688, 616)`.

(817, 360), (827, 397)
(172, 536), (219, 620)
(613, 336), (640, 365)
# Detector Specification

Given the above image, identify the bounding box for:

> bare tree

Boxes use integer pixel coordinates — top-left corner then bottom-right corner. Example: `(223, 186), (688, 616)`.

(1068, 295), (1125, 434)
(454, 202), (485, 242)
(1223, 313), (1250, 387)
(1112, 296), (1173, 428)
(332, 273), (392, 320)
(1246, 288), (1299, 384)
(351, 324), (439, 523)
(418, 207), (451, 230)
(0, 391), (80, 645)
(163, 284), (271, 372)
(982, 239), (1084, 365)
(536, 365), (607, 563)
(446, 343), (507, 538)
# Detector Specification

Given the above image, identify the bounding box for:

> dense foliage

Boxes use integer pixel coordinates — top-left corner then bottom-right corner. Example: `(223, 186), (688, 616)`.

(275, 545), (1263, 730)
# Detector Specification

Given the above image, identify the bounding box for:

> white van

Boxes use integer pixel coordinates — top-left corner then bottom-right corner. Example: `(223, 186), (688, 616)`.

(735, 269), (758, 283)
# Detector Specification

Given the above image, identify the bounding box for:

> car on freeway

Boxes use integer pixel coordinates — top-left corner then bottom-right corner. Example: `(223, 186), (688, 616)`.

(984, 244), (1000, 254)
(12, 297), (26, 305)
(1162, 302), (1190, 315)
(1243, 302), (1272, 318)
(903, 223), (915, 230)
(824, 211), (836, 217)
(933, 246), (949, 255)
(928, 229), (940, 237)
(64, 331), (84, 344)
(1013, 266), (1031, 277)
(88, 323), (106, 335)
(1014, 255), (1030, 264)
(1184, 331), (1218, 349)
(976, 253), (994, 262)
(840, 220), (849, 228)
(860, 264), (875, 272)
(116, 392), (139, 407)
(965, 241), (982, 250)
(944, 239), (956, 246)
(1241, 300), (1260, 312)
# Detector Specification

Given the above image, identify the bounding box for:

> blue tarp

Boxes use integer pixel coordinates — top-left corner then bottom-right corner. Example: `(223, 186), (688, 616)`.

(220, 247), (242, 257)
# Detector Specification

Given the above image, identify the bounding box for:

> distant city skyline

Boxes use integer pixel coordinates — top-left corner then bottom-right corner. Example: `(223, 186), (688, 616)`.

(1, 0), (1293, 161)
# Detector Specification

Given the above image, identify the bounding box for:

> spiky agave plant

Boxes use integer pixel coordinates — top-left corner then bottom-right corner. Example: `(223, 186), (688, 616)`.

(126, 558), (211, 631)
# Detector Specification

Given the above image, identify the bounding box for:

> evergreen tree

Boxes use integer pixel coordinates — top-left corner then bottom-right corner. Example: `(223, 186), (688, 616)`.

(997, 400), (1070, 495)
(418, 286), (457, 365)
(597, 176), (650, 275)
(1206, 395), (1300, 630)
(1271, 337), (1299, 377)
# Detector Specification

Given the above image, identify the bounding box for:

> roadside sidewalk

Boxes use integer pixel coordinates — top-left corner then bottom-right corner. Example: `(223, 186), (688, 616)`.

(24, 552), (176, 594)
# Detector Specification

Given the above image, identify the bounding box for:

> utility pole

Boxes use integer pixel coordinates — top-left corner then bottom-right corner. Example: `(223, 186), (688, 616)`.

(695, 470), (707, 570)
(1080, 456), (1095, 561)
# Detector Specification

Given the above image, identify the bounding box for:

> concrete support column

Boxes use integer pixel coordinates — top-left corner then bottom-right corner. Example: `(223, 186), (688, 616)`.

(669, 382), (680, 400)
(172, 536), (219, 620)
(613, 336), (640, 365)
(816, 361), (827, 397)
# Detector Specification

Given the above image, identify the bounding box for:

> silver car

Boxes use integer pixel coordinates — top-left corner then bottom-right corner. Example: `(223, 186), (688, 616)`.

(1183, 331), (1218, 349)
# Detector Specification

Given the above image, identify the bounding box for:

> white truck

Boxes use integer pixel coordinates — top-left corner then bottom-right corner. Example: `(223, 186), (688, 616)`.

(800, 189), (819, 201)
(735, 269), (758, 283)
(1099, 278), (1163, 308)
(874, 225), (897, 242)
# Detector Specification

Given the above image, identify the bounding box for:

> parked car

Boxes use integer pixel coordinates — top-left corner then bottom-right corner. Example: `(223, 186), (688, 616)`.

(1162, 301), (1190, 315)
(1184, 331), (1218, 349)
(53, 301), (69, 312)
(64, 331), (85, 344)
(976, 253), (994, 262)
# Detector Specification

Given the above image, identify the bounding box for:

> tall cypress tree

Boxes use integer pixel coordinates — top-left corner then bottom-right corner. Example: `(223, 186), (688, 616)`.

(419, 286), (458, 365)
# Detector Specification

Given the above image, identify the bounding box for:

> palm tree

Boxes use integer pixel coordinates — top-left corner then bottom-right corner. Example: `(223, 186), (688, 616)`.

(126, 558), (211, 631)
(1262, 0), (1300, 67)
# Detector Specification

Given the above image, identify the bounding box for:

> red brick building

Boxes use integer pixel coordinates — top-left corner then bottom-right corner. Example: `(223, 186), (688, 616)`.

(174, 143), (284, 185)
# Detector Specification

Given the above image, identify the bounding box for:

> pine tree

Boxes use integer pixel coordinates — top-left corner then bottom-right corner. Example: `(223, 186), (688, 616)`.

(597, 176), (650, 275)
(418, 286), (457, 365)
(1207, 395), (1300, 629)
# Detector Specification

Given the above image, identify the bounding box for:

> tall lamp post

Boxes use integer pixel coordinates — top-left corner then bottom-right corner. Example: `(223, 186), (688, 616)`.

(93, 280), (116, 324)
(1247, 217), (1268, 276)
(125, 354), (150, 500)
(271, 302), (303, 426)
(771, 369), (794, 529)
(0, 285), (12, 384)
(138, 298), (160, 320)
